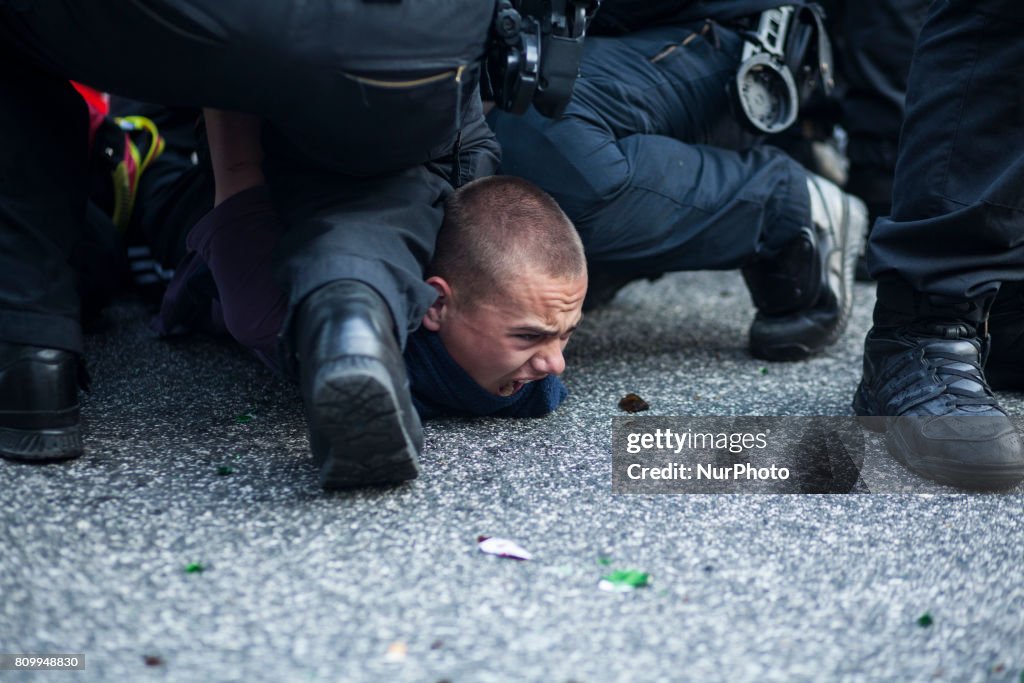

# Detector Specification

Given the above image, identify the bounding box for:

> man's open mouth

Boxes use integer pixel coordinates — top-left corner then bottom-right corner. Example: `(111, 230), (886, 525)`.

(497, 379), (534, 397)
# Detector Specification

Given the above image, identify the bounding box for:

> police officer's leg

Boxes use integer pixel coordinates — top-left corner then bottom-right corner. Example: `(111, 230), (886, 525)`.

(269, 105), (499, 489)
(0, 51), (89, 461)
(855, 0), (1024, 488)
(494, 110), (808, 273)
(838, 0), (930, 280)
(841, 0), (930, 224)
(271, 167), (444, 489)
(0, 0), (494, 176)
(490, 21), (864, 361)
(494, 107), (864, 361)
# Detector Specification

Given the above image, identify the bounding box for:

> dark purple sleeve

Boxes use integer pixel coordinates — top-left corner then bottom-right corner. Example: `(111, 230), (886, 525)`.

(185, 185), (287, 358)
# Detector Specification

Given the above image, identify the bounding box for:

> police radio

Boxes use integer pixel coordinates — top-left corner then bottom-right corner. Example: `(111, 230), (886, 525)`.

(731, 4), (834, 135)
(485, 0), (600, 119)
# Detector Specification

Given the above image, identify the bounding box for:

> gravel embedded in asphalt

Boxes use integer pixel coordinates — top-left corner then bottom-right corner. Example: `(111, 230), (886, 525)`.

(2, 272), (1022, 682)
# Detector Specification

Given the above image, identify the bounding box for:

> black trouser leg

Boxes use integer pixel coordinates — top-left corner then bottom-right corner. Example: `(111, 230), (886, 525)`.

(0, 0), (494, 175)
(0, 50), (89, 351)
(867, 0), (1024, 308)
(840, 0), (931, 172)
(269, 101), (499, 366)
(0, 50), (87, 461)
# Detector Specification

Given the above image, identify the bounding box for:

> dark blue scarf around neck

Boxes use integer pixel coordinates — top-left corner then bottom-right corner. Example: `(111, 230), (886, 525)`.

(404, 328), (568, 420)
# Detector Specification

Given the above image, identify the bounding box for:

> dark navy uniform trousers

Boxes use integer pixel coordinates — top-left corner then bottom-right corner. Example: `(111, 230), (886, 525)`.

(867, 0), (1024, 302)
(487, 21), (811, 281)
(834, 0), (931, 171)
(0, 1), (499, 356)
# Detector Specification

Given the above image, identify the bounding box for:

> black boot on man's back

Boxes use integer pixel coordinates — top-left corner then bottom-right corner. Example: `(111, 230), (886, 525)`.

(853, 283), (1024, 489)
(291, 280), (422, 489)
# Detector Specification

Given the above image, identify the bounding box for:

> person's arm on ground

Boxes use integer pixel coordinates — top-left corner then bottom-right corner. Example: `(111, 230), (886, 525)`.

(161, 109), (288, 367)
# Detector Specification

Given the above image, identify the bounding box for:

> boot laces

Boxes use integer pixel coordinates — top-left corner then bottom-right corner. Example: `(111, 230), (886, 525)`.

(884, 321), (998, 412)
(919, 346), (996, 408)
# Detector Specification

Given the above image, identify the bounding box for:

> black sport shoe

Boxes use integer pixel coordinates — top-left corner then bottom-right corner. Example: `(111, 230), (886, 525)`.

(853, 321), (1024, 489)
(292, 281), (422, 489)
(986, 281), (1024, 391)
(0, 343), (83, 462)
(745, 173), (866, 361)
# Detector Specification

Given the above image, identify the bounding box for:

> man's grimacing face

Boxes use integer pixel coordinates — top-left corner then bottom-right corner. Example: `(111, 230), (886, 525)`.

(422, 267), (587, 397)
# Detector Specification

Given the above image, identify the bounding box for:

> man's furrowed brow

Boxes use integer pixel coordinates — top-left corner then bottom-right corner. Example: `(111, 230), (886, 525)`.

(510, 319), (581, 337)
(510, 325), (559, 336)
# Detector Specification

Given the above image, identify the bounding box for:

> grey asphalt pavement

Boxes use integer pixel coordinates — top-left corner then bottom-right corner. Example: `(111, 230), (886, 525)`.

(2, 272), (1023, 682)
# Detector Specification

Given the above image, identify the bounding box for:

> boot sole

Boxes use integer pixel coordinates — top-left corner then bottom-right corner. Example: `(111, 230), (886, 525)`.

(308, 356), (421, 489)
(855, 385), (1024, 489)
(751, 332), (824, 362)
(0, 423), (82, 463)
(885, 422), (1024, 490)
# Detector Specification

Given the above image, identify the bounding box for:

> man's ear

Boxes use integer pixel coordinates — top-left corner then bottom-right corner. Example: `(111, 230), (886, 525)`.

(422, 276), (453, 332)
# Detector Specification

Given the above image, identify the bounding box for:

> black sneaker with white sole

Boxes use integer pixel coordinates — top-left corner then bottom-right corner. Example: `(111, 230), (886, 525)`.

(744, 173), (867, 361)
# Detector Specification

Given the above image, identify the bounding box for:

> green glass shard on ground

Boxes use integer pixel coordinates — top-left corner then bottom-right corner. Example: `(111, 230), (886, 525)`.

(916, 613), (933, 627)
(597, 556), (612, 566)
(184, 562), (204, 573)
(216, 466), (234, 476)
(235, 413), (254, 424)
(759, 367), (768, 375)
(601, 570), (649, 589)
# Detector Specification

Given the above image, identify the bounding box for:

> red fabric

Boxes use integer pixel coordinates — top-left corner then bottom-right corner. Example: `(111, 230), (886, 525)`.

(71, 82), (109, 153)
(71, 82), (108, 114)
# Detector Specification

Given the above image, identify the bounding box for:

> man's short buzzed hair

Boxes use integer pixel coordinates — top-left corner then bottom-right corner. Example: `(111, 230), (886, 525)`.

(430, 175), (586, 305)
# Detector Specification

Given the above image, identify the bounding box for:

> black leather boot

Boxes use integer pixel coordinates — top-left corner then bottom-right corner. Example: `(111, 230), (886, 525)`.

(291, 281), (422, 489)
(0, 343), (83, 462)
